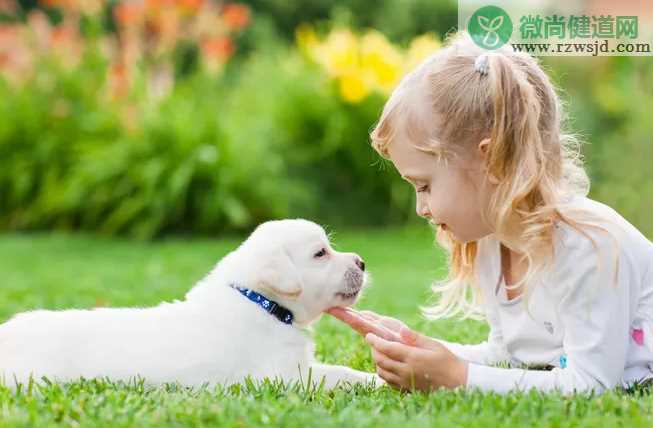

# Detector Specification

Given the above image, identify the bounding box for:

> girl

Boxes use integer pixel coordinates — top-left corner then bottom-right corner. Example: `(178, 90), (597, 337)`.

(327, 32), (653, 395)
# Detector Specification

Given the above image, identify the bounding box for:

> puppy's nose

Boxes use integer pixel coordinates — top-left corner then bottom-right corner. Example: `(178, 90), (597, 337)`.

(355, 256), (365, 271)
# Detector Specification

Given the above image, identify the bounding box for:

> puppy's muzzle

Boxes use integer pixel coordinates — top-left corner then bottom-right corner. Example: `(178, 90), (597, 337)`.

(336, 267), (365, 300)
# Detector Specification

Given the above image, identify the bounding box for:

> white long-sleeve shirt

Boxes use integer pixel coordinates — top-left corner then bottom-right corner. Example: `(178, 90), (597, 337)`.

(437, 195), (653, 394)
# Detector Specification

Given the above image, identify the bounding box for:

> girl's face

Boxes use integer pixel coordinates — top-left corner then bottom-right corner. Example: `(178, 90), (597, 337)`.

(387, 136), (496, 243)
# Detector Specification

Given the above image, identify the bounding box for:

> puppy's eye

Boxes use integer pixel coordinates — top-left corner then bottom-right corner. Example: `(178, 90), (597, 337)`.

(313, 248), (327, 258)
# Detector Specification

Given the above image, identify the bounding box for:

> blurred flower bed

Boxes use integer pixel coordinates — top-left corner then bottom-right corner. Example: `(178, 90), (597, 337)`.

(0, 0), (650, 238)
(0, 0), (440, 237)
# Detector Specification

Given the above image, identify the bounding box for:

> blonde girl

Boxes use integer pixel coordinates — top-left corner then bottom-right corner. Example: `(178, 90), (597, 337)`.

(328, 32), (653, 394)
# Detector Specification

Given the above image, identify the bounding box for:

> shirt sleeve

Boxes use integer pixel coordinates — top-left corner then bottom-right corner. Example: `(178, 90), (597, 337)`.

(465, 227), (633, 395)
(435, 291), (511, 366)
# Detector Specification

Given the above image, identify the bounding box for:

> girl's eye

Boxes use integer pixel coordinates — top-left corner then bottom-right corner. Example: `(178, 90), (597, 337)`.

(314, 248), (327, 258)
(417, 185), (430, 193)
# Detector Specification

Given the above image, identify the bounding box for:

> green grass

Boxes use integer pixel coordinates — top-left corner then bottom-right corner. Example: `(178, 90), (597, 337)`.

(0, 227), (652, 427)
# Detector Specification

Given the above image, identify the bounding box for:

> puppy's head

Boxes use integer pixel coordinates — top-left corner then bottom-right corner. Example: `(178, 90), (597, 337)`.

(237, 219), (367, 325)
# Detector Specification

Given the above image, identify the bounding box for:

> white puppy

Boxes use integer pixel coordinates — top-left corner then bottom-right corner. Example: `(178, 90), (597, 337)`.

(0, 219), (382, 389)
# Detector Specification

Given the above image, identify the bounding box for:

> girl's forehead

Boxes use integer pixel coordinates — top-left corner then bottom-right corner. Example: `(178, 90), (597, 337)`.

(387, 139), (439, 177)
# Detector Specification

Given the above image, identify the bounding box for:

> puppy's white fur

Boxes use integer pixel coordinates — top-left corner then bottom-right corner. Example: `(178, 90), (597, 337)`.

(0, 219), (382, 389)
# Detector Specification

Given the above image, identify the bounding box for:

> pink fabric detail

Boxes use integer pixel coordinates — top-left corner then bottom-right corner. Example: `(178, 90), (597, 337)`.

(632, 328), (644, 346)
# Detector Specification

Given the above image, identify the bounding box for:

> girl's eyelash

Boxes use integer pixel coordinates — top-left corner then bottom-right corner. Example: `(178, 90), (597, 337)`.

(417, 185), (429, 192)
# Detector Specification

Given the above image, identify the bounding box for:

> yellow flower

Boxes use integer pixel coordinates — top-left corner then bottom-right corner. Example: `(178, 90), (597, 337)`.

(315, 28), (359, 78)
(360, 30), (402, 94)
(298, 26), (442, 104)
(295, 24), (318, 54)
(405, 33), (441, 73)
(339, 72), (368, 103)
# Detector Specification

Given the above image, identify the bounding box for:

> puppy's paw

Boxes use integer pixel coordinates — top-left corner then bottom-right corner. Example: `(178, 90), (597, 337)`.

(369, 372), (387, 388)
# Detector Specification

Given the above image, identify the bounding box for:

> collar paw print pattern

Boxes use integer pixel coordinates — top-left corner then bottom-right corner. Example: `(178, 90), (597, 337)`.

(231, 284), (294, 325)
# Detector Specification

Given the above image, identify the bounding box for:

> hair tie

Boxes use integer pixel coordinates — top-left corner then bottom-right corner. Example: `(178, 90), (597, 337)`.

(474, 53), (490, 76)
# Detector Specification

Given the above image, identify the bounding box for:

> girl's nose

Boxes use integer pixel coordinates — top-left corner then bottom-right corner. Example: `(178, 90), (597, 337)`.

(416, 200), (430, 218)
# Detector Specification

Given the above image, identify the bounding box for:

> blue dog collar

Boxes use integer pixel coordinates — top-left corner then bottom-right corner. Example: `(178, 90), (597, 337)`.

(231, 284), (294, 325)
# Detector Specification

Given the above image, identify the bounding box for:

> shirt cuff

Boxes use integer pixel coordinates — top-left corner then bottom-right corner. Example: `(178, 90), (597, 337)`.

(466, 363), (528, 394)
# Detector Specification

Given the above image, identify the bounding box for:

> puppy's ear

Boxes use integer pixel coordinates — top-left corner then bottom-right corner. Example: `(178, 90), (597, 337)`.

(255, 249), (303, 300)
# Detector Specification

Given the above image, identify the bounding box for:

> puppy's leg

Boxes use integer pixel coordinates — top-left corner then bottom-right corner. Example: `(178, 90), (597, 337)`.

(304, 363), (385, 390)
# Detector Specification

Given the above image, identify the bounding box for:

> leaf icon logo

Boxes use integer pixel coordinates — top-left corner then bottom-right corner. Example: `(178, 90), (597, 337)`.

(477, 15), (505, 47)
(468, 6), (513, 50)
(478, 15), (505, 32)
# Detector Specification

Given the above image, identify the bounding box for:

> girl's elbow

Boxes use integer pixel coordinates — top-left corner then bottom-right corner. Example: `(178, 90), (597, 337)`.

(559, 368), (616, 395)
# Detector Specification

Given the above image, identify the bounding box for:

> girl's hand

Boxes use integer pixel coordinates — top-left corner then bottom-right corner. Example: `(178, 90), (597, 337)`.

(326, 307), (405, 342)
(365, 329), (468, 391)
(326, 307), (468, 391)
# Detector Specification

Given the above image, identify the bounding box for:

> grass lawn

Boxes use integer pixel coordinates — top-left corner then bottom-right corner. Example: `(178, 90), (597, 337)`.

(0, 227), (651, 427)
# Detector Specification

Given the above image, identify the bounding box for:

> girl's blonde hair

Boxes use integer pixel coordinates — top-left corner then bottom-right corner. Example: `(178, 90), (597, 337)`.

(370, 31), (619, 320)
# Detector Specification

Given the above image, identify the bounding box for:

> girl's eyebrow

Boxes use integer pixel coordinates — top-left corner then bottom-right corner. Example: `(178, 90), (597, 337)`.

(401, 174), (425, 183)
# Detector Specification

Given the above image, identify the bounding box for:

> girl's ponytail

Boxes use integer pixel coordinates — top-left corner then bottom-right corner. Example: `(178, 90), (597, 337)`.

(485, 52), (552, 235)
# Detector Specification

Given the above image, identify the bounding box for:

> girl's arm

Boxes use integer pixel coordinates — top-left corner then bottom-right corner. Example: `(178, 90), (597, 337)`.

(434, 303), (510, 366)
(466, 232), (633, 395)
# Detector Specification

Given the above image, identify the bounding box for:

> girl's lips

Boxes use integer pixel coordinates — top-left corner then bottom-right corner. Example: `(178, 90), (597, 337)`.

(428, 220), (448, 231)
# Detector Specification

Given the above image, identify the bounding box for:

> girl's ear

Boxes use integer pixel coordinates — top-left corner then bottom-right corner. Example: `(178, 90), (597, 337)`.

(478, 137), (492, 155)
(478, 138), (500, 185)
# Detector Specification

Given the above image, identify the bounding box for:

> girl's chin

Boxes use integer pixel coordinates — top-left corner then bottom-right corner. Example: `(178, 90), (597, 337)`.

(440, 225), (471, 243)
(432, 222), (477, 242)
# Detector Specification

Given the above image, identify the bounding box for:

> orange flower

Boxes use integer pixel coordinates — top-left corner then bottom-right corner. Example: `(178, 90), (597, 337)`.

(221, 3), (249, 31)
(0, 0), (19, 15)
(201, 36), (234, 61)
(178, 0), (203, 13)
(48, 22), (81, 68)
(144, 0), (176, 11)
(114, 2), (145, 27)
(146, 7), (178, 33)
(108, 61), (130, 100)
(39, 0), (78, 10)
(0, 26), (34, 85)
(50, 25), (75, 46)
(111, 62), (127, 79)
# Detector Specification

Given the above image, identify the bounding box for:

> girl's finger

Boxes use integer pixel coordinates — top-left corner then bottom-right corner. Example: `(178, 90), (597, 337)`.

(325, 307), (367, 329)
(365, 333), (411, 362)
(376, 366), (402, 387)
(379, 317), (408, 332)
(359, 310), (382, 320)
(333, 308), (399, 330)
(371, 348), (406, 373)
(326, 308), (400, 341)
(360, 311), (408, 334)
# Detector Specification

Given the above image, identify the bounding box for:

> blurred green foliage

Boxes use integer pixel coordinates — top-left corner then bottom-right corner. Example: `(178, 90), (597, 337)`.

(239, 0), (458, 43)
(0, 33), (412, 238)
(546, 56), (653, 237)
